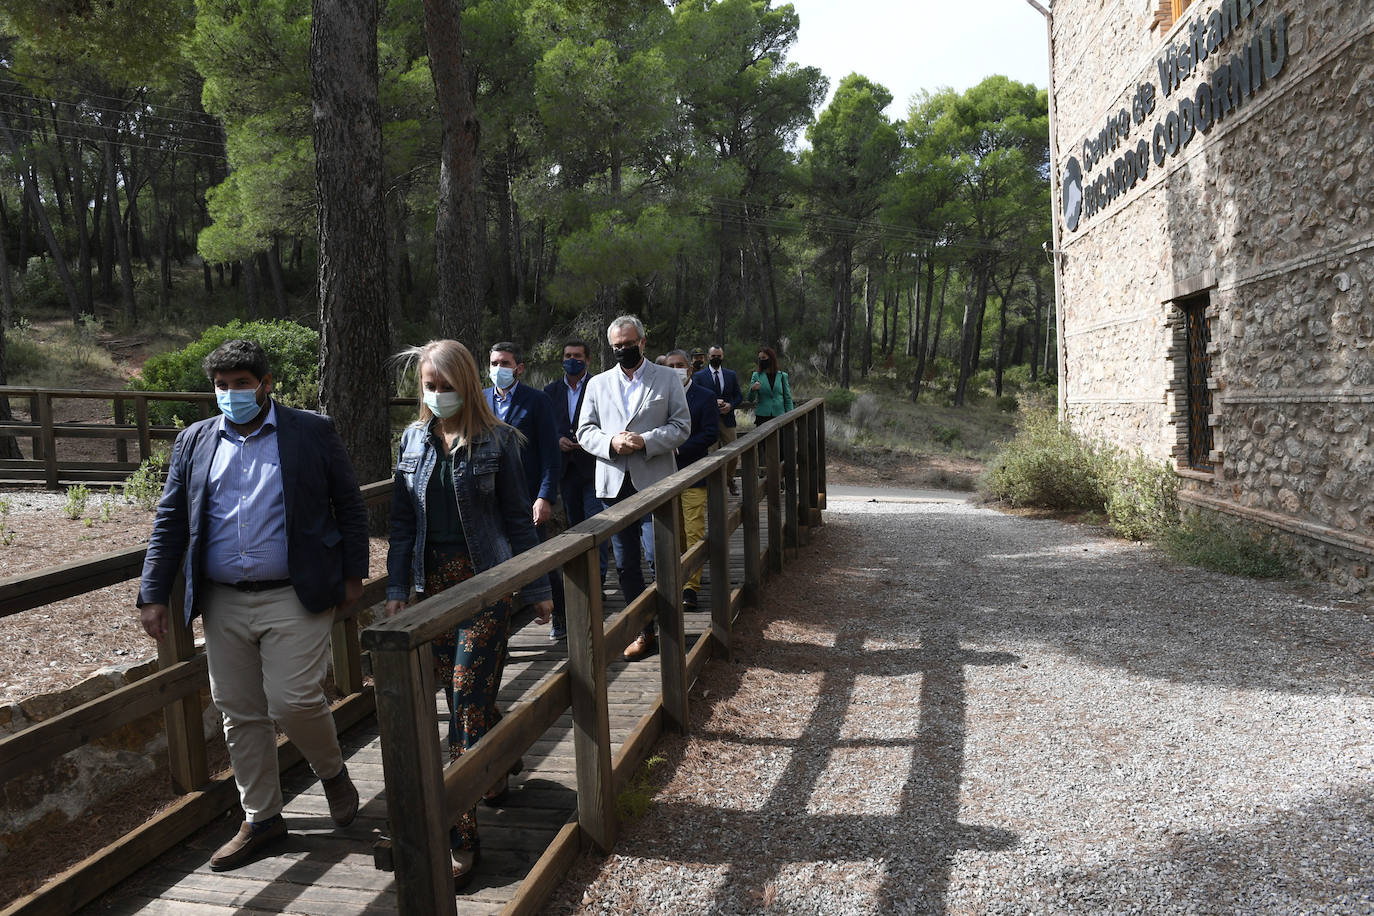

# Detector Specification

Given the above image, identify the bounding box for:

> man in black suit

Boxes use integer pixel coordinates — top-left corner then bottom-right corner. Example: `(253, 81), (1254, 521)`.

(692, 344), (744, 495)
(543, 338), (609, 639)
(137, 339), (365, 871)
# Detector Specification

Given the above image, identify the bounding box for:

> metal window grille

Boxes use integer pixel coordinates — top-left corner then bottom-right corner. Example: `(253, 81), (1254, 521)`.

(1183, 297), (1214, 469)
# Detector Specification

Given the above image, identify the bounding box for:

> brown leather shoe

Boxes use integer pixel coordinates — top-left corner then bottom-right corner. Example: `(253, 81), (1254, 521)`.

(452, 847), (481, 891)
(623, 632), (657, 661)
(322, 764), (359, 827)
(209, 816), (286, 871)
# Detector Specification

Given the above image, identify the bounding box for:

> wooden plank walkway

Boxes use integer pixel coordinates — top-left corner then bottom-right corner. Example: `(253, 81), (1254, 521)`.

(85, 515), (764, 915)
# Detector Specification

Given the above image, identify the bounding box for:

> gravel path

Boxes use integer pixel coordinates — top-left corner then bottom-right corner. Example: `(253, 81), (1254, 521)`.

(547, 491), (1374, 915)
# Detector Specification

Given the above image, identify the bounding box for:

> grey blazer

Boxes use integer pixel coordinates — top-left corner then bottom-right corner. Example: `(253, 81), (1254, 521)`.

(576, 360), (691, 499)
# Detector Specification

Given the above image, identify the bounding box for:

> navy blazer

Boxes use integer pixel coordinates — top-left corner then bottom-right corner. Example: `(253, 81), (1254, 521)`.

(543, 375), (596, 482)
(484, 381), (560, 504)
(137, 403), (370, 623)
(677, 381), (720, 488)
(692, 365), (743, 428)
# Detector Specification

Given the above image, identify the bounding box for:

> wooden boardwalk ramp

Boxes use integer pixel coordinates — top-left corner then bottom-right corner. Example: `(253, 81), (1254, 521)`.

(86, 532), (759, 914)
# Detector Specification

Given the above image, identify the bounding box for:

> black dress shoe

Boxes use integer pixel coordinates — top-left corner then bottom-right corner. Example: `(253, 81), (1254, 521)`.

(681, 587), (698, 609)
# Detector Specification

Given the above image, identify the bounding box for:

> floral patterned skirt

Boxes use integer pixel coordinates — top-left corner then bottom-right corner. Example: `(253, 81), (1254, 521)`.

(424, 544), (513, 852)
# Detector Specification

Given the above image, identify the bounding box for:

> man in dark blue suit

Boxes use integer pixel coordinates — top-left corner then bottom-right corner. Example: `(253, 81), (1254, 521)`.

(486, 341), (564, 635)
(666, 349), (718, 610)
(137, 339), (366, 871)
(543, 339), (610, 625)
(692, 344), (743, 495)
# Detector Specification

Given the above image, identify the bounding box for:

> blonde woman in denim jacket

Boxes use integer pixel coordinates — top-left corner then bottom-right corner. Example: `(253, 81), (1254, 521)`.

(385, 339), (552, 888)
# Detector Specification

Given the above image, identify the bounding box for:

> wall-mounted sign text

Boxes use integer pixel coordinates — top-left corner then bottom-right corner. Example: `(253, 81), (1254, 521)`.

(1062, 0), (1289, 233)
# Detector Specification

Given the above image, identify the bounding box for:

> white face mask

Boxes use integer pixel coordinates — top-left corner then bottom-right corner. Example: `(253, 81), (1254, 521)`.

(424, 389), (463, 419)
(674, 366), (690, 385)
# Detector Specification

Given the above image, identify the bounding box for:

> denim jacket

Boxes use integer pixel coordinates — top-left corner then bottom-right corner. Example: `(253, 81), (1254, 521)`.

(385, 420), (552, 605)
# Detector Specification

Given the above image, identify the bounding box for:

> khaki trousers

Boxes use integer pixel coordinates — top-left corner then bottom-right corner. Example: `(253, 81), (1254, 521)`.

(679, 486), (707, 593)
(202, 583), (343, 822)
(716, 422), (738, 478)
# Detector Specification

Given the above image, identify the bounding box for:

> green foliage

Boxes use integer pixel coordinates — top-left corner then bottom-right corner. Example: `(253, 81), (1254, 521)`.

(980, 408), (1106, 511)
(4, 316), (44, 377)
(63, 484), (90, 520)
(824, 387), (857, 414)
(129, 319), (319, 423)
(0, 499), (14, 547)
(71, 313), (102, 368)
(849, 393), (880, 430)
(1162, 512), (1294, 579)
(1103, 452), (1179, 541)
(994, 395), (1018, 413)
(18, 258), (66, 309)
(123, 452), (169, 512)
(932, 424), (962, 447)
(615, 754), (665, 820)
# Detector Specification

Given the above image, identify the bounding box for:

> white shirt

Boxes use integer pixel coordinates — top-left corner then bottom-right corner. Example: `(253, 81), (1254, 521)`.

(616, 359), (648, 416)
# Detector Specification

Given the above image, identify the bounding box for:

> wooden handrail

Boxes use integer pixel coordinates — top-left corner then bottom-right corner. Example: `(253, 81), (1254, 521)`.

(364, 398), (827, 915)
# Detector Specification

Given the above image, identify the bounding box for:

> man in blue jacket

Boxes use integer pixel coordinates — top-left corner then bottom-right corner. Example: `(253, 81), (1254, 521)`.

(666, 349), (718, 609)
(693, 344), (743, 495)
(137, 339), (366, 872)
(486, 341), (564, 634)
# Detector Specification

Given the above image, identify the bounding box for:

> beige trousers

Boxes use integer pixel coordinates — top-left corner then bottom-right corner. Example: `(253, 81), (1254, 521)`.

(679, 486), (707, 593)
(202, 583), (343, 822)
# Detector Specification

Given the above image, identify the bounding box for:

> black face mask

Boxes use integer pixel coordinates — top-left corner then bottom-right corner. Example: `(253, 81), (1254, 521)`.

(614, 344), (642, 369)
(709, 357), (722, 369)
(759, 357), (772, 369)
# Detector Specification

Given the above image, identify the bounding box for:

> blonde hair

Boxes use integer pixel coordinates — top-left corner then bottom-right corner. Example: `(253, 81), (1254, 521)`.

(394, 339), (506, 449)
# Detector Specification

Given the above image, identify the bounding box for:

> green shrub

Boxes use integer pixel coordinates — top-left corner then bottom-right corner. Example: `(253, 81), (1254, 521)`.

(995, 394), (1018, 413)
(130, 319), (319, 423)
(1104, 452), (1179, 541)
(980, 407), (1107, 511)
(18, 258), (65, 309)
(932, 423), (962, 447)
(4, 316), (44, 376)
(616, 754), (665, 820)
(1162, 511), (1293, 579)
(123, 452), (169, 511)
(824, 387), (857, 414)
(849, 392), (880, 430)
(63, 483), (90, 520)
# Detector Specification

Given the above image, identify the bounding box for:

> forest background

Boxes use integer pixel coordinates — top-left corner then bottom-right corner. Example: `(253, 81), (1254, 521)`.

(0, 0), (1054, 485)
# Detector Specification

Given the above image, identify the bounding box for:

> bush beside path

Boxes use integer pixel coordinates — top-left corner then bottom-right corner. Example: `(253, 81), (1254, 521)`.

(548, 491), (1374, 915)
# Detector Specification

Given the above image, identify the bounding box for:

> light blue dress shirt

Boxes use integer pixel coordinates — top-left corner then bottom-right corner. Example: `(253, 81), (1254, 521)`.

(202, 403), (291, 584)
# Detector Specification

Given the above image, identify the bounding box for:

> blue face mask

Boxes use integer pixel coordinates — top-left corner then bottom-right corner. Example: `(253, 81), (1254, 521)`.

(423, 389), (463, 419)
(563, 357), (586, 377)
(489, 365), (516, 389)
(217, 383), (264, 425)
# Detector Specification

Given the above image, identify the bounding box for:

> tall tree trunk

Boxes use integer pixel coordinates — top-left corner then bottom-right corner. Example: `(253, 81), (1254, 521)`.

(15, 171), (29, 272)
(241, 256), (259, 312)
(52, 105), (94, 315)
(101, 133), (138, 323)
(839, 246), (854, 389)
(423, 0), (483, 345)
(263, 238), (288, 315)
(0, 206), (19, 458)
(312, 0), (394, 491)
(493, 153), (515, 339)
(954, 265), (990, 407)
(0, 110), (83, 322)
(911, 256), (939, 402)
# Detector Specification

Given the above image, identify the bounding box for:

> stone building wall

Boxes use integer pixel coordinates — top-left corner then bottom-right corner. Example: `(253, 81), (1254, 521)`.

(1051, 0), (1374, 591)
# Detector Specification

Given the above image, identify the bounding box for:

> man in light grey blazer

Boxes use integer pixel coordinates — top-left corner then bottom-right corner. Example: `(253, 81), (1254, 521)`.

(577, 314), (691, 660)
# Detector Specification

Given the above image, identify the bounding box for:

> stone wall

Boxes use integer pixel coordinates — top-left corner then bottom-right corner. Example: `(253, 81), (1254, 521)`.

(1052, 0), (1374, 591)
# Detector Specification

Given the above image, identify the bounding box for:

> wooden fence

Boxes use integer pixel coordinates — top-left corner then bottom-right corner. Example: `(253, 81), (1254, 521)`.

(361, 398), (826, 915)
(0, 481), (394, 916)
(0, 386), (416, 488)
(0, 396), (826, 915)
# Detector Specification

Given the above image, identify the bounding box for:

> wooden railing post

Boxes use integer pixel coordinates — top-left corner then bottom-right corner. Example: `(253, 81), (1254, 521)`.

(741, 445), (762, 608)
(36, 393), (57, 489)
(780, 421), (799, 554)
(113, 397), (128, 464)
(706, 465), (732, 658)
(330, 615), (364, 697)
(563, 546), (616, 852)
(372, 646), (455, 916)
(160, 578), (209, 794)
(652, 497), (688, 733)
(134, 396), (151, 463)
(28, 394), (41, 462)
(765, 431), (783, 573)
(814, 401), (826, 512)
(794, 411), (812, 546)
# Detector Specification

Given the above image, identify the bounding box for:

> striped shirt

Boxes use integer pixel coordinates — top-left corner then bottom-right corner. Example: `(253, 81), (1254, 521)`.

(202, 403), (290, 584)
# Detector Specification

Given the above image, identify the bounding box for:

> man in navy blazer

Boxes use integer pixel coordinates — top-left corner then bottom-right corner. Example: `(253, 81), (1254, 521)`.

(693, 344), (743, 494)
(543, 339), (610, 620)
(666, 350), (718, 609)
(137, 339), (367, 871)
(486, 341), (564, 633)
